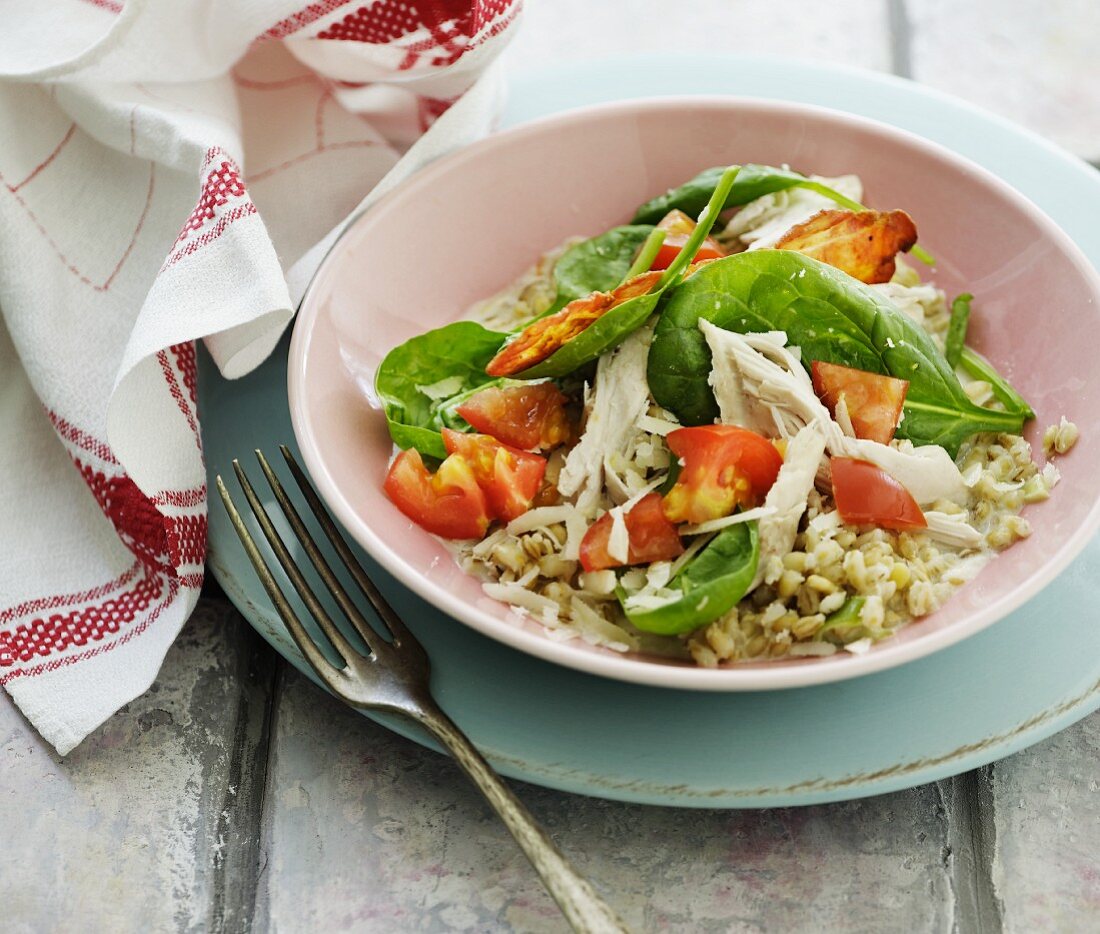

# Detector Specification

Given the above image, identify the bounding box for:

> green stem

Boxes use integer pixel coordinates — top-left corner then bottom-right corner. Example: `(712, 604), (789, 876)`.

(657, 165), (741, 291)
(945, 292), (972, 368)
(959, 347), (1036, 420)
(623, 228), (667, 281)
(903, 397), (1025, 432)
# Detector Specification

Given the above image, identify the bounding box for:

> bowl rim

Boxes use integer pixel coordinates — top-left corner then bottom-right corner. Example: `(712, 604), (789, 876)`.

(289, 94), (1100, 691)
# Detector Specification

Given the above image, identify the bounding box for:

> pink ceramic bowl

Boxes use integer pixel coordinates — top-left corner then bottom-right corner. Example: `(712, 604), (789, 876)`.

(289, 98), (1100, 690)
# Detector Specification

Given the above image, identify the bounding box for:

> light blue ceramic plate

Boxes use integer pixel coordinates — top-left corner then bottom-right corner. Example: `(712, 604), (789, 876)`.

(204, 56), (1100, 808)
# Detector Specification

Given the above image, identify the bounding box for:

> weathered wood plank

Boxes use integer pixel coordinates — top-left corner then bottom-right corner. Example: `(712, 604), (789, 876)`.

(907, 0), (1100, 160)
(990, 711), (1100, 932)
(504, 0), (893, 73)
(258, 667), (955, 933)
(0, 599), (276, 934)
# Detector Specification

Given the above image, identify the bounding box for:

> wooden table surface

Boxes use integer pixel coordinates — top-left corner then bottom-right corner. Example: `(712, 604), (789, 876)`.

(4, 2), (1099, 931)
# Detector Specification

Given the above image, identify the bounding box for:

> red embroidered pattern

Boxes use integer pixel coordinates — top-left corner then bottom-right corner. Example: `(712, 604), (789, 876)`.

(162, 202), (257, 271)
(175, 150), (247, 245)
(168, 341), (198, 406)
(157, 349), (200, 443)
(0, 563), (141, 628)
(76, 464), (173, 573)
(152, 486), (206, 509)
(258, 0), (356, 42)
(0, 573), (164, 667)
(0, 581), (180, 685)
(316, 0), (517, 69)
(48, 411), (119, 465)
(77, 0), (124, 13)
(417, 94), (457, 131)
(166, 514), (208, 569)
(318, 0), (423, 43)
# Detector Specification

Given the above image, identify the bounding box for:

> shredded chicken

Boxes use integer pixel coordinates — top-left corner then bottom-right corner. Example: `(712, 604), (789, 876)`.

(558, 327), (652, 514)
(721, 173), (864, 251)
(751, 424), (828, 589)
(700, 320), (968, 505)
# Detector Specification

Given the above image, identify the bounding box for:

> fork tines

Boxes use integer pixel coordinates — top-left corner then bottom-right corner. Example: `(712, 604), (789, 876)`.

(216, 447), (426, 696)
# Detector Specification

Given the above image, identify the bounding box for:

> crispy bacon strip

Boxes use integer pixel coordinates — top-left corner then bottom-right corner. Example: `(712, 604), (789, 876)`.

(772, 209), (918, 284)
(486, 270), (661, 377)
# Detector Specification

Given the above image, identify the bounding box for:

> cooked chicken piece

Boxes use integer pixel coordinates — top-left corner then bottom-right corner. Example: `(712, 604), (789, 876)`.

(724, 174), (865, 251)
(701, 321), (848, 448)
(772, 209), (918, 285)
(751, 424), (828, 590)
(558, 327), (652, 514)
(922, 511), (985, 550)
(843, 438), (968, 506)
(869, 281), (944, 327)
(700, 321), (968, 506)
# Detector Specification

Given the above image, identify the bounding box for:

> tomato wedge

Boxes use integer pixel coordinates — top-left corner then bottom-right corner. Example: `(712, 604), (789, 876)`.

(812, 360), (909, 444)
(455, 383), (571, 451)
(579, 493), (684, 573)
(442, 429), (546, 522)
(649, 209), (725, 271)
(383, 449), (490, 540)
(662, 426), (784, 525)
(831, 457), (927, 531)
(485, 270), (661, 377)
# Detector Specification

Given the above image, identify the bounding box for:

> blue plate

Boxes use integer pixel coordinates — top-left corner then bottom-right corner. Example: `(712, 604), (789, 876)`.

(204, 55), (1100, 807)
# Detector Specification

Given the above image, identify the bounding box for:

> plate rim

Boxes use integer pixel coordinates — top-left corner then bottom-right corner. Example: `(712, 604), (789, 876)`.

(287, 92), (1100, 692)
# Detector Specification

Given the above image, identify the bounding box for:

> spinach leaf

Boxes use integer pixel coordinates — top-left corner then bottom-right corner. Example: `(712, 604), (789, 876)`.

(632, 164), (935, 265)
(818, 596), (870, 643)
(515, 166), (743, 381)
(648, 250), (1025, 457)
(539, 225), (655, 319)
(621, 522), (759, 636)
(959, 346), (1035, 420)
(945, 292), (971, 368)
(375, 321), (507, 459)
(633, 164), (864, 224)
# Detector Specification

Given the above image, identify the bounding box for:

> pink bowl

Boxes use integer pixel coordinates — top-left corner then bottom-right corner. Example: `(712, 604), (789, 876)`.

(289, 97), (1100, 690)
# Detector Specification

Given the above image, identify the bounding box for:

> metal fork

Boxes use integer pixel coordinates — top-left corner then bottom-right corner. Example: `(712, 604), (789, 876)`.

(216, 447), (628, 934)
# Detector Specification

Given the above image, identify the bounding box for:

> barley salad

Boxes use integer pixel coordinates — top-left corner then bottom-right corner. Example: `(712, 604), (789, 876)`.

(375, 164), (1076, 666)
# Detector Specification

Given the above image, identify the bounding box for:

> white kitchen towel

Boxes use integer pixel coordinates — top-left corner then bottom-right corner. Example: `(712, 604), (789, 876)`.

(0, 0), (520, 754)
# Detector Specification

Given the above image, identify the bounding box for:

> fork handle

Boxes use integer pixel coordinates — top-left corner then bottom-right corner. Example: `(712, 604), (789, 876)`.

(415, 701), (629, 934)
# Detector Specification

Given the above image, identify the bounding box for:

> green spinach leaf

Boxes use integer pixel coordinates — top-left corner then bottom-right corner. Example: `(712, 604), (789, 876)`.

(632, 164), (934, 265)
(540, 225), (655, 319)
(945, 292), (971, 368)
(633, 163), (870, 223)
(621, 522), (759, 635)
(959, 346), (1035, 420)
(818, 596), (871, 643)
(648, 251), (1025, 456)
(375, 321), (507, 459)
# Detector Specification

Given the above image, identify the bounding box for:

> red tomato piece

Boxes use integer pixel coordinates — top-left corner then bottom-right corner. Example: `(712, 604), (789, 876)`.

(811, 360), (909, 444)
(455, 383), (571, 451)
(662, 426), (784, 525)
(579, 493), (684, 573)
(831, 457), (927, 531)
(648, 209), (726, 271)
(383, 448), (490, 540)
(442, 429), (546, 522)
